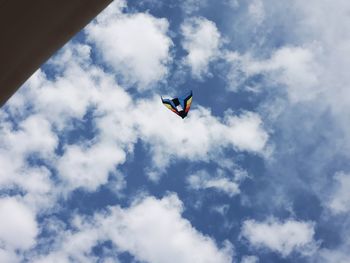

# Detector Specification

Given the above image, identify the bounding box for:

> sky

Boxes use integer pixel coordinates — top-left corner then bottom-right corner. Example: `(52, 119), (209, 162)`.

(1, 0), (350, 262)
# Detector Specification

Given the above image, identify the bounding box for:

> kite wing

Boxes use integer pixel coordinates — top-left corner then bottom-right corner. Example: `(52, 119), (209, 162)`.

(161, 97), (181, 117)
(183, 91), (193, 114)
(161, 91), (193, 119)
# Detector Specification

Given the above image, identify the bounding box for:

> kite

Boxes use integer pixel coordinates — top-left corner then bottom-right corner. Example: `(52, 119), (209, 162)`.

(161, 91), (193, 119)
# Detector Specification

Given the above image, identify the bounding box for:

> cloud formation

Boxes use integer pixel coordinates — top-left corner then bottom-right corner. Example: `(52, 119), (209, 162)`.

(187, 169), (241, 197)
(181, 17), (221, 78)
(241, 218), (317, 257)
(35, 194), (233, 263)
(86, 0), (173, 89)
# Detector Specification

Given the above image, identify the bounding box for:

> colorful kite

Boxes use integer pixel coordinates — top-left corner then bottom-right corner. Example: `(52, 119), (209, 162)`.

(161, 91), (193, 119)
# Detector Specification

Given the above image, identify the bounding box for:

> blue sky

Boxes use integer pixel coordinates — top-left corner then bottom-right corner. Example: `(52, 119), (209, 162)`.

(1, 0), (350, 262)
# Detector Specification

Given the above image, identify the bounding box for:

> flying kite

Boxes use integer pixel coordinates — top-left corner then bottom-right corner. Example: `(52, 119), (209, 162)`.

(161, 91), (193, 119)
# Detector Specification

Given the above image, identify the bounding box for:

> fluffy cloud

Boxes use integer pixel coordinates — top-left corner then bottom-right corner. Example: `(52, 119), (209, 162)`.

(0, 197), (38, 250)
(105, 194), (233, 263)
(9, 44), (99, 128)
(86, 0), (172, 89)
(0, 112), (57, 211)
(135, 105), (268, 179)
(241, 218), (317, 257)
(2, 114), (58, 156)
(57, 142), (126, 191)
(181, 17), (221, 78)
(35, 194), (233, 263)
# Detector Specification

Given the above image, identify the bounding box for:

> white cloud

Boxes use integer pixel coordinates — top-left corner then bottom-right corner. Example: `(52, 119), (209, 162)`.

(0, 113), (58, 159)
(33, 228), (101, 263)
(187, 170), (240, 197)
(225, 46), (321, 102)
(9, 44), (99, 130)
(86, 1), (172, 89)
(254, 47), (320, 103)
(0, 112), (58, 212)
(0, 249), (20, 263)
(35, 194), (233, 263)
(224, 111), (268, 152)
(327, 172), (350, 214)
(241, 218), (317, 257)
(0, 197), (38, 250)
(104, 194), (233, 263)
(57, 142), (126, 192)
(134, 103), (268, 179)
(181, 17), (221, 78)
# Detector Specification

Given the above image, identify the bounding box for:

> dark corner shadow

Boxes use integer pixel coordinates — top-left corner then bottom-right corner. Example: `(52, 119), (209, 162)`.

(0, 0), (113, 107)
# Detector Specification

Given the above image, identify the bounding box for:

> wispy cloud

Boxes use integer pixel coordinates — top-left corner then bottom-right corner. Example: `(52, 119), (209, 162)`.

(241, 218), (318, 257)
